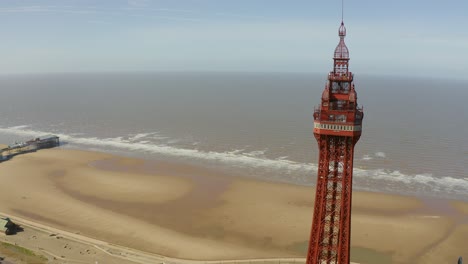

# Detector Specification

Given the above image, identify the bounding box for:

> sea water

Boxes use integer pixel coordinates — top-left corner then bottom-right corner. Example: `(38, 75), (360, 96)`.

(0, 72), (466, 200)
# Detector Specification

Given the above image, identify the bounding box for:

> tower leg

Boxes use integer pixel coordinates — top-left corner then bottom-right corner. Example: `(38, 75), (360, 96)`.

(307, 136), (354, 264)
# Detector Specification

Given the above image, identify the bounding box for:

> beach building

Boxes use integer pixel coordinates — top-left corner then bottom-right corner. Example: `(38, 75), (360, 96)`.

(27, 135), (60, 149)
(4, 142), (37, 157)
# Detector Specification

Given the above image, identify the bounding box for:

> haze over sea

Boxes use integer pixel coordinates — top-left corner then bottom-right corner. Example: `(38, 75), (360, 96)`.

(0, 72), (466, 200)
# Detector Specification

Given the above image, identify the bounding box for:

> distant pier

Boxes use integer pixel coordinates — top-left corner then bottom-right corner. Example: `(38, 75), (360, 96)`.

(0, 135), (60, 162)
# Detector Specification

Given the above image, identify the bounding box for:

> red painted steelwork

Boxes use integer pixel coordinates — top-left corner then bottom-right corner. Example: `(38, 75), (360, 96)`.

(306, 20), (363, 264)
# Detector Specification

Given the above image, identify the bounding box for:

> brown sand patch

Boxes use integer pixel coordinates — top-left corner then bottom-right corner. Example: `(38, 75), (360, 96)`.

(452, 201), (468, 215)
(0, 149), (280, 259)
(202, 179), (456, 262)
(353, 191), (423, 214)
(58, 167), (191, 204)
(70, 157), (234, 236)
(204, 180), (315, 250)
(417, 224), (468, 264)
(0, 148), (465, 262)
(352, 213), (454, 263)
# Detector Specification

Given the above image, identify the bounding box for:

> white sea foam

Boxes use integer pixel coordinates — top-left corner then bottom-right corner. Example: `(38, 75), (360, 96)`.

(0, 125), (466, 198)
(361, 155), (373, 161)
(226, 149), (245, 155)
(128, 133), (153, 141)
(69, 133), (85, 136)
(374, 152), (387, 158)
(0, 126), (315, 173)
(150, 134), (169, 141)
(8, 125), (31, 130)
(243, 150), (267, 158)
(128, 132), (169, 142)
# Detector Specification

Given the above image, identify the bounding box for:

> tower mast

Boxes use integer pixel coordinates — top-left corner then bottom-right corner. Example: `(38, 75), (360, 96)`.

(306, 4), (363, 264)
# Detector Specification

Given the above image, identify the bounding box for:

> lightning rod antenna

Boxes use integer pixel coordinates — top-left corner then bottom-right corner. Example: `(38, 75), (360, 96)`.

(342, 0), (344, 22)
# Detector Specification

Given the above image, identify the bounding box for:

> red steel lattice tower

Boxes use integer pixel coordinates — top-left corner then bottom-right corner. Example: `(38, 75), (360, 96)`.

(306, 19), (363, 264)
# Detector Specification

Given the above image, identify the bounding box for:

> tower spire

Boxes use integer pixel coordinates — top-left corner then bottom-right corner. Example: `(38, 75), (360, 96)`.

(335, 0), (348, 60)
(334, 14), (349, 74)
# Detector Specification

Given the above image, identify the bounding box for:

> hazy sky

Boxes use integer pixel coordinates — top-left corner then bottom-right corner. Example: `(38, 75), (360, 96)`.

(0, 0), (466, 79)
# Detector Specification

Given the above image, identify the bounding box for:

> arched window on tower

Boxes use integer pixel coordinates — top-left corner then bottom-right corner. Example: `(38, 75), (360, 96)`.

(332, 82), (339, 93)
(342, 82), (349, 93)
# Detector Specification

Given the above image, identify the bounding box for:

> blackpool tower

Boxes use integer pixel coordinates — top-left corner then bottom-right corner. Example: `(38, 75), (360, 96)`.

(306, 17), (363, 264)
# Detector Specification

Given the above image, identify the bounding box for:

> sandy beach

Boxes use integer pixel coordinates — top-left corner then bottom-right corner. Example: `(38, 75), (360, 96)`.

(0, 148), (466, 264)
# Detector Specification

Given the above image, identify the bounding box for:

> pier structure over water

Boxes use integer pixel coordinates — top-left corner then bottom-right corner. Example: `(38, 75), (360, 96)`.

(0, 135), (60, 161)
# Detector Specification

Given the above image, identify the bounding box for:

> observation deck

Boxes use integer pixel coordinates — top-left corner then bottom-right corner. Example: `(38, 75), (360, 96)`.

(313, 106), (363, 137)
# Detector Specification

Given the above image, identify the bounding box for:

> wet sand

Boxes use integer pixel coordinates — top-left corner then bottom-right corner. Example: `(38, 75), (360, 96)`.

(0, 148), (466, 263)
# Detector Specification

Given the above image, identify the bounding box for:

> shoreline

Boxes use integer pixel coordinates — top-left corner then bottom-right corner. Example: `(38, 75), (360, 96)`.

(0, 126), (465, 202)
(68, 145), (468, 203)
(0, 148), (466, 263)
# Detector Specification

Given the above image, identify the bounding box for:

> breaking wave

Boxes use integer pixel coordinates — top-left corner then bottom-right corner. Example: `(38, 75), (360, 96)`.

(374, 151), (387, 158)
(0, 125), (466, 200)
(361, 152), (387, 161)
(0, 125), (314, 173)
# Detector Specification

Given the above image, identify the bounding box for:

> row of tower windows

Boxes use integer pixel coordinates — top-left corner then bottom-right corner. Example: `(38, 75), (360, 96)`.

(314, 123), (361, 131)
(331, 82), (350, 93)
